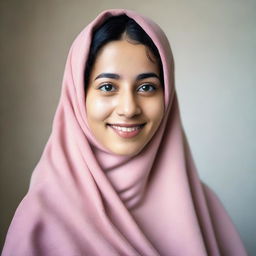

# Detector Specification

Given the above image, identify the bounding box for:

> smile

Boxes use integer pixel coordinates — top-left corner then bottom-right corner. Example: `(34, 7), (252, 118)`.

(107, 123), (146, 138)
(111, 125), (141, 132)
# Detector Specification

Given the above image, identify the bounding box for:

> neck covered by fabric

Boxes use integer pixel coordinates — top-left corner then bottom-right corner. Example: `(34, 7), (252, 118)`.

(2, 9), (247, 256)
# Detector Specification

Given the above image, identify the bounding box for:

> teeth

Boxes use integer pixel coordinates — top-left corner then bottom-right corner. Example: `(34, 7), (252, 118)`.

(111, 125), (141, 132)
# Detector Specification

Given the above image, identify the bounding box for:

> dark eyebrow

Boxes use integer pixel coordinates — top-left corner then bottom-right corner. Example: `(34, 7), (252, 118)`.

(94, 72), (160, 81)
(94, 73), (120, 80)
(136, 72), (160, 80)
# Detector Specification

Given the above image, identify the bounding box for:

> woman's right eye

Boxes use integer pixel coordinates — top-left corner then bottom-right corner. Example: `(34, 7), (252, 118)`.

(98, 83), (116, 92)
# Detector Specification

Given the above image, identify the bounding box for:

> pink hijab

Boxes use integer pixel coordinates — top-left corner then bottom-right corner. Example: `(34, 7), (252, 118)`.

(2, 9), (247, 256)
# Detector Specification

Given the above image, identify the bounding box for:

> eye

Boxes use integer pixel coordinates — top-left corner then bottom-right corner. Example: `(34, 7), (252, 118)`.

(137, 84), (156, 92)
(98, 83), (116, 92)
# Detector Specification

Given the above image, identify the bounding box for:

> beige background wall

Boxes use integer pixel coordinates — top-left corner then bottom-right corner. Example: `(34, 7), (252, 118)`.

(1, 0), (255, 254)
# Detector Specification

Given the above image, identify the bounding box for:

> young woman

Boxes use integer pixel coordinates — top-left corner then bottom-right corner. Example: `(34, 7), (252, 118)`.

(2, 9), (247, 256)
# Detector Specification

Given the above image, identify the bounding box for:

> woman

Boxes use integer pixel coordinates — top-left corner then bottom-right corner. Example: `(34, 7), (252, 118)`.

(2, 9), (247, 256)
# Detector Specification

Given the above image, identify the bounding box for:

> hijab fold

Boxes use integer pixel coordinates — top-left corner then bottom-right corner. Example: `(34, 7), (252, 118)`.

(2, 9), (247, 256)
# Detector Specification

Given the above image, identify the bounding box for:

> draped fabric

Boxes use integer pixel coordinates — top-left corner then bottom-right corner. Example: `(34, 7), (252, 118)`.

(2, 9), (247, 256)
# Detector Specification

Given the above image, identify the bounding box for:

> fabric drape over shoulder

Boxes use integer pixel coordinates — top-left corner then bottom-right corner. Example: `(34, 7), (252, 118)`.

(2, 9), (247, 256)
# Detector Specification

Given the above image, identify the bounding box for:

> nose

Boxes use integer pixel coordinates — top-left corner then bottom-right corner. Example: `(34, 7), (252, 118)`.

(116, 89), (141, 118)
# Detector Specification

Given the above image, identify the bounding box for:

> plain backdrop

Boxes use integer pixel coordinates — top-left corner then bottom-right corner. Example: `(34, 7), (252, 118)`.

(0, 0), (255, 254)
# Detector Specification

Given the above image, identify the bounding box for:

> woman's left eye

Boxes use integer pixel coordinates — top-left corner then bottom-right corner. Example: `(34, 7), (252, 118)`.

(137, 84), (156, 92)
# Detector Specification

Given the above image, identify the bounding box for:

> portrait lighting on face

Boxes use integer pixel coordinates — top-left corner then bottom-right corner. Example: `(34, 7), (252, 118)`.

(85, 40), (164, 156)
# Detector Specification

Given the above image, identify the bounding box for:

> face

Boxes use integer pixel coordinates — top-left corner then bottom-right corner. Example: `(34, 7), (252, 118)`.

(85, 40), (164, 156)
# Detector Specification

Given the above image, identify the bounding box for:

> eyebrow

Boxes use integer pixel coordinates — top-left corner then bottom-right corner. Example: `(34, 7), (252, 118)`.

(137, 73), (160, 80)
(94, 72), (160, 81)
(94, 73), (120, 80)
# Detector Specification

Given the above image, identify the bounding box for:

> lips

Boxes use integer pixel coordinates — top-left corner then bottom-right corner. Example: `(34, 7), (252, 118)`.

(108, 123), (146, 127)
(107, 123), (146, 138)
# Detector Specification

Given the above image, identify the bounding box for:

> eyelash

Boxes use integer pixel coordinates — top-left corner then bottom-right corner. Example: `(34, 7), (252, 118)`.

(98, 83), (157, 93)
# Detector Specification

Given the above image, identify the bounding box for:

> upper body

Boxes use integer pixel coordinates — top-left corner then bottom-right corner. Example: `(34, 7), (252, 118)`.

(2, 9), (247, 256)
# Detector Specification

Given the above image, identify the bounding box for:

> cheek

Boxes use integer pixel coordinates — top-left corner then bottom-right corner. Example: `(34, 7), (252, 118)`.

(86, 94), (114, 121)
(143, 97), (164, 124)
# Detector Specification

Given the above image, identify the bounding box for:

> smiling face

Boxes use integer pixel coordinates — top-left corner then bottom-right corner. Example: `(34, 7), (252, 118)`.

(85, 40), (164, 156)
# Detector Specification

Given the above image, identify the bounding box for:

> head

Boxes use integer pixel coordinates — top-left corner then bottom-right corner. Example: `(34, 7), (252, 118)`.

(85, 15), (165, 156)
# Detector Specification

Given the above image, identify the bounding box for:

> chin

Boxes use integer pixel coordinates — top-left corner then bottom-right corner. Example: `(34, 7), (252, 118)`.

(110, 145), (144, 156)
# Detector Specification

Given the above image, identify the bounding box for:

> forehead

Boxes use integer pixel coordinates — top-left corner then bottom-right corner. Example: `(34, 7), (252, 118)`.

(90, 40), (160, 76)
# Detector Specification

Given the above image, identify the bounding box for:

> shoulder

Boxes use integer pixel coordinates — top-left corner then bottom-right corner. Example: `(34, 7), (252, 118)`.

(200, 181), (248, 256)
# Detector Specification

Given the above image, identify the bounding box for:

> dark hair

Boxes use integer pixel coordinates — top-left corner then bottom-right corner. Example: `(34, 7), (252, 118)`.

(84, 14), (164, 88)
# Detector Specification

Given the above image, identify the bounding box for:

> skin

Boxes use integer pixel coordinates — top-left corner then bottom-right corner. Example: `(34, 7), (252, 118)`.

(85, 39), (164, 156)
